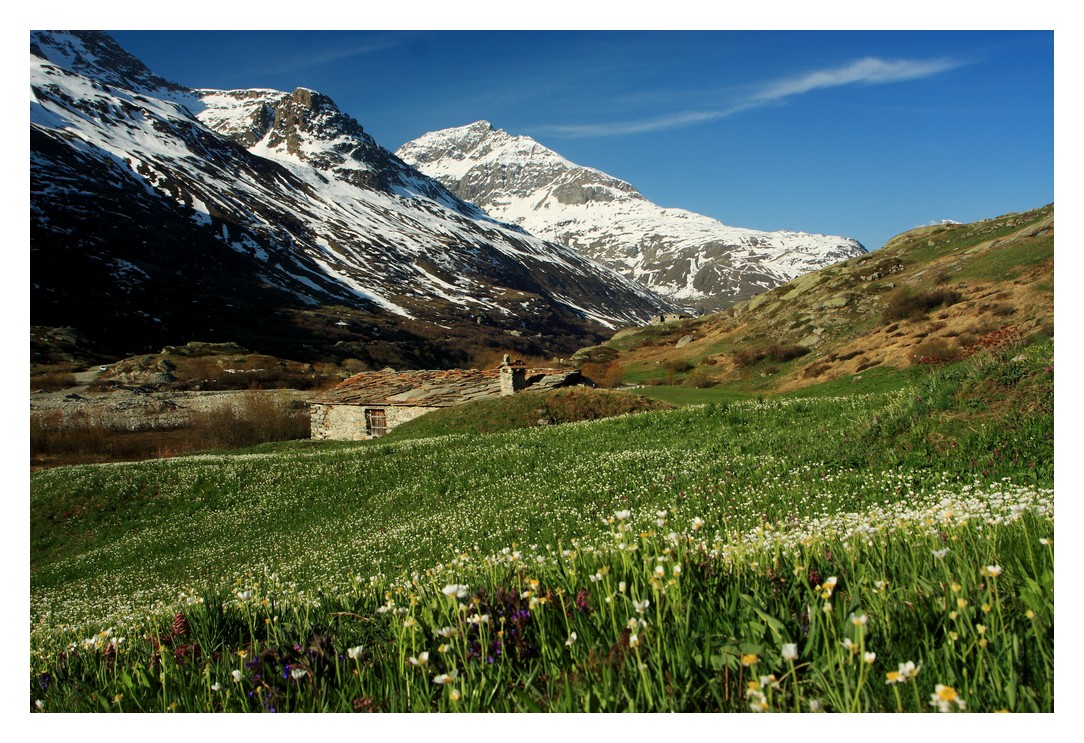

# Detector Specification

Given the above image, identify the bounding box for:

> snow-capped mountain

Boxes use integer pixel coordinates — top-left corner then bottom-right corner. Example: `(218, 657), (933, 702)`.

(31, 32), (672, 364)
(398, 121), (867, 311)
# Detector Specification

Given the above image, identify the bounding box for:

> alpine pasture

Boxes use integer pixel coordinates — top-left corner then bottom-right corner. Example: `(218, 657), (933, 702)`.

(30, 338), (1053, 712)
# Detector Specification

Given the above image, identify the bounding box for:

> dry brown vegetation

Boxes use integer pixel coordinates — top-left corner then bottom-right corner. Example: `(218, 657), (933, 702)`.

(30, 392), (310, 468)
(29, 371), (78, 392)
(580, 360), (625, 388)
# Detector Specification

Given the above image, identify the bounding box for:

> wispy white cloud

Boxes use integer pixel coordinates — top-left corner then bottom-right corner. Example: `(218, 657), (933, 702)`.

(751, 57), (963, 102)
(540, 56), (966, 138)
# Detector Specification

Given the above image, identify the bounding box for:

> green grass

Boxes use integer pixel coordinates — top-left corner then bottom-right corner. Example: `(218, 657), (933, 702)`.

(605, 324), (674, 351)
(29, 339), (1054, 713)
(954, 236), (1053, 282)
(618, 360), (669, 386)
(383, 387), (672, 441)
(629, 385), (752, 406)
(782, 364), (918, 399)
(895, 205), (1052, 268)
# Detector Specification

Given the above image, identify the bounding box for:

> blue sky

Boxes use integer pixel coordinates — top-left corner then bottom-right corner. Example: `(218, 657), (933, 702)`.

(103, 29), (1053, 251)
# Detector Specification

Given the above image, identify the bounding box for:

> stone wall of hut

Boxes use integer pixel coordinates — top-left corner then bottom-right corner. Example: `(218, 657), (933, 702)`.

(309, 403), (439, 440)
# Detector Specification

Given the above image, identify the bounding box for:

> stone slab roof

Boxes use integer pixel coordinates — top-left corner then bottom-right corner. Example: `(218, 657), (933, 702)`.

(311, 368), (582, 408)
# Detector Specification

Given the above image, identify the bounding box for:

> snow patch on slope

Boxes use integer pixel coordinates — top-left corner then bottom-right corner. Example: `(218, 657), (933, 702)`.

(399, 121), (867, 311)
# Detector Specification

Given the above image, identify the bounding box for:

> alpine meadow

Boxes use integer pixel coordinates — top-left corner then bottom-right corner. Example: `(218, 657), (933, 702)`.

(29, 29), (1054, 715)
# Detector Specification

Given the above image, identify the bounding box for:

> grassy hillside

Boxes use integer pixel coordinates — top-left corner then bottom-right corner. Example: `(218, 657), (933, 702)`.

(583, 205), (1053, 394)
(29, 334), (1053, 712)
(383, 387), (673, 441)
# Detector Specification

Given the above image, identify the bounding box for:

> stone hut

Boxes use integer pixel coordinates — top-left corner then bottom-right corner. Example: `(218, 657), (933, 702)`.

(309, 357), (586, 440)
(649, 312), (693, 325)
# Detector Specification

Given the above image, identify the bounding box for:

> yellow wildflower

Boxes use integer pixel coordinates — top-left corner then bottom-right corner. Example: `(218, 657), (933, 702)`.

(929, 684), (966, 712)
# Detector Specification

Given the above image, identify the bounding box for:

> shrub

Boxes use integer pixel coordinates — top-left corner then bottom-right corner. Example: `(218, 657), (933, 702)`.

(767, 344), (809, 363)
(882, 288), (964, 322)
(683, 367), (716, 388)
(802, 361), (832, 378)
(580, 361), (625, 389)
(196, 392), (310, 448)
(733, 343), (810, 368)
(662, 358), (694, 374)
(341, 358), (370, 375)
(911, 338), (957, 365)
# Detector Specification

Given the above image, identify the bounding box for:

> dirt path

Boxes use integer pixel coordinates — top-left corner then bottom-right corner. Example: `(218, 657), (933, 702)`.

(67, 366), (106, 394)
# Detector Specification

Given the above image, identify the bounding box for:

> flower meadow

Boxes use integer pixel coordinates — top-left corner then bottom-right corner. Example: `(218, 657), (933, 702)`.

(29, 342), (1054, 712)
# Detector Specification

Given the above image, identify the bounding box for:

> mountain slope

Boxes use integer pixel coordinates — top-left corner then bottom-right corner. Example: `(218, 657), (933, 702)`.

(397, 121), (867, 311)
(571, 204), (1053, 393)
(30, 32), (672, 366)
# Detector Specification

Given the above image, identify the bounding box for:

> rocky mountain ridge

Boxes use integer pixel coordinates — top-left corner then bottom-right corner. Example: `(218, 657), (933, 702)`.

(30, 32), (673, 367)
(398, 121), (868, 312)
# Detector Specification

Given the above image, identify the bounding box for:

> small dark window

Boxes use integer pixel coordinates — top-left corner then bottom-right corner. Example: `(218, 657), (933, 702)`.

(365, 408), (387, 438)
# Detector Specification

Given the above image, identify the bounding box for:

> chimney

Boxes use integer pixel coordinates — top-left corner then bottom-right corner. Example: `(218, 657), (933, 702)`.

(498, 354), (526, 396)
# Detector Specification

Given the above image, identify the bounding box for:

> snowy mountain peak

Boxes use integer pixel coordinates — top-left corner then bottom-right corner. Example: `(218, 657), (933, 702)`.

(197, 86), (397, 190)
(31, 32), (674, 364)
(399, 123), (866, 311)
(398, 121), (639, 204)
(31, 30), (186, 98)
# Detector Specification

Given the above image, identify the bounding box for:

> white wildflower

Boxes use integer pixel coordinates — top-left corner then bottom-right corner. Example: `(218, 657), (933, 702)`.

(441, 584), (470, 599)
(433, 669), (458, 685)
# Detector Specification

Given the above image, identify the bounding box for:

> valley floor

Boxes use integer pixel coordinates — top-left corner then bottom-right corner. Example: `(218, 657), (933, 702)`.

(29, 340), (1054, 712)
